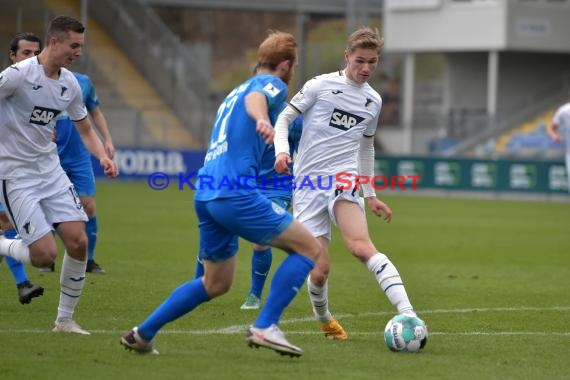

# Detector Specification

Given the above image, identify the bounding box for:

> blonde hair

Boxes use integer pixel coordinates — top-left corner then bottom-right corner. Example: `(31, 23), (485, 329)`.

(346, 27), (384, 54)
(257, 30), (297, 70)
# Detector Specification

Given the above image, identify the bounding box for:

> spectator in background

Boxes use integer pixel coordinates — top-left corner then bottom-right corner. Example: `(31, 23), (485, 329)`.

(547, 100), (570, 191)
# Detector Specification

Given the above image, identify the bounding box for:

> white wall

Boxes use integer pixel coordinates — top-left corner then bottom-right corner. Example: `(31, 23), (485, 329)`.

(507, 1), (570, 52)
(385, 0), (570, 53)
(384, 0), (507, 52)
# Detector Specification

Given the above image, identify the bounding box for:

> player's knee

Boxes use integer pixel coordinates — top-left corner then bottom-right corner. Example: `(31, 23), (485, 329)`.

(252, 243), (269, 251)
(310, 263), (329, 284)
(346, 239), (376, 262)
(204, 280), (232, 297)
(30, 247), (57, 267)
(300, 236), (321, 262)
(64, 232), (88, 256)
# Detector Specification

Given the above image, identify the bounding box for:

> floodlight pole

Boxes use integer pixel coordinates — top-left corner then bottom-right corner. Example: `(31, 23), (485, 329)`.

(487, 50), (499, 130)
(402, 52), (415, 154)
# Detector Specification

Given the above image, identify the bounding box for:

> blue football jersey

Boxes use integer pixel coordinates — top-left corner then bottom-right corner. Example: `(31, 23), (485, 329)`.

(56, 72), (99, 164)
(194, 74), (288, 200)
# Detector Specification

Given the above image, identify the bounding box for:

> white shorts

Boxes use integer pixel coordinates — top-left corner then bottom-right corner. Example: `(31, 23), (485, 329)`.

(293, 184), (364, 240)
(1, 168), (88, 245)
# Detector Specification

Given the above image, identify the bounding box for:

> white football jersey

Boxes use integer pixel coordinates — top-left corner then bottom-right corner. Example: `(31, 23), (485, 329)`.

(290, 70), (382, 180)
(553, 102), (570, 154)
(0, 56), (87, 179)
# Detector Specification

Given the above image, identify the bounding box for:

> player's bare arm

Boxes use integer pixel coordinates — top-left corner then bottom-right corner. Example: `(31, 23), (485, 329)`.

(74, 118), (119, 178)
(90, 106), (116, 158)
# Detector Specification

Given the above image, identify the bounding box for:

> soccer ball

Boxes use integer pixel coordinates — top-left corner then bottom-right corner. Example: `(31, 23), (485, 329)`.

(384, 314), (428, 352)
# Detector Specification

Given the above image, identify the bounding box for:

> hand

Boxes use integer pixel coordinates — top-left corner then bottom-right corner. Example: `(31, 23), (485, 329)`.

(104, 140), (116, 159)
(100, 157), (119, 178)
(274, 153), (292, 174)
(256, 119), (275, 144)
(551, 133), (562, 143)
(367, 196), (392, 223)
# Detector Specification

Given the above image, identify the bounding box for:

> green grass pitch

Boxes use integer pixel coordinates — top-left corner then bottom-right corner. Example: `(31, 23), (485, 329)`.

(0, 182), (568, 380)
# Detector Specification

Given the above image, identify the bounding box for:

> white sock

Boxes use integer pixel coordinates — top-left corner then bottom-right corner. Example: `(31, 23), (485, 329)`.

(307, 276), (332, 323)
(0, 236), (31, 264)
(366, 253), (414, 315)
(57, 252), (87, 321)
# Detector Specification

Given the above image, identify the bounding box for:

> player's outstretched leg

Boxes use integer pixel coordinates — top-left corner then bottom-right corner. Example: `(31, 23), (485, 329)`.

(246, 324), (302, 357)
(120, 327), (159, 355)
(121, 277), (211, 355)
(246, 253), (315, 357)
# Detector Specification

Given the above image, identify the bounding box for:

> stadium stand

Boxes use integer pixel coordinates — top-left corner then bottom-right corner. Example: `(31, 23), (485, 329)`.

(45, 0), (199, 149)
(3, 0), (199, 149)
(493, 109), (566, 159)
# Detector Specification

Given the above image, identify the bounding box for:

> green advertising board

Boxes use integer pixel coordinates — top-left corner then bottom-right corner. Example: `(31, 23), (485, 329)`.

(375, 156), (568, 195)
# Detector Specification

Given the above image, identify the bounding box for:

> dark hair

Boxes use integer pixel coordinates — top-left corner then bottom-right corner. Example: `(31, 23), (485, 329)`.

(47, 15), (85, 41)
(9, 32), (42, 55)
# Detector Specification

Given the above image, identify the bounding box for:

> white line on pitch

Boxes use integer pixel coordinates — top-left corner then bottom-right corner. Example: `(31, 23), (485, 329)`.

(214, 305), (570, 334)
(0, 306), (568, 335)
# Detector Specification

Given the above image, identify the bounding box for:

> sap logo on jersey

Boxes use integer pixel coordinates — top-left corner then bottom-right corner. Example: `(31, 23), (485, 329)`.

(329, 108), (365, 131)
(29, 106), (61, 126)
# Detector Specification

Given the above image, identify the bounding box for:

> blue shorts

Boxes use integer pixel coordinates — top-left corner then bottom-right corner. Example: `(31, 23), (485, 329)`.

(60, 156), (96, 197)
(195, 193), (293, 262)
(266, 195), (292, 211)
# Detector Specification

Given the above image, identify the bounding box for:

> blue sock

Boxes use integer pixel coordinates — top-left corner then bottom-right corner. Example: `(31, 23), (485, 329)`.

(250, 248), (272, 298)
(138, 278), (210, 340)
(4, 229), (17, 239)
(194, 255), (204, 279)
(7, 257), (28, 286)
(4, 230), (28, 285)
(254, 253), (314, 328)
(86, 216), (98, 261)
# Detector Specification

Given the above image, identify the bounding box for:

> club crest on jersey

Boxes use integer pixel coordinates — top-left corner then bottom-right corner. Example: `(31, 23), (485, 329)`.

(29, 106), (61, 126)
(263, 83), (280, 98)
(329, 108), (365, 131)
